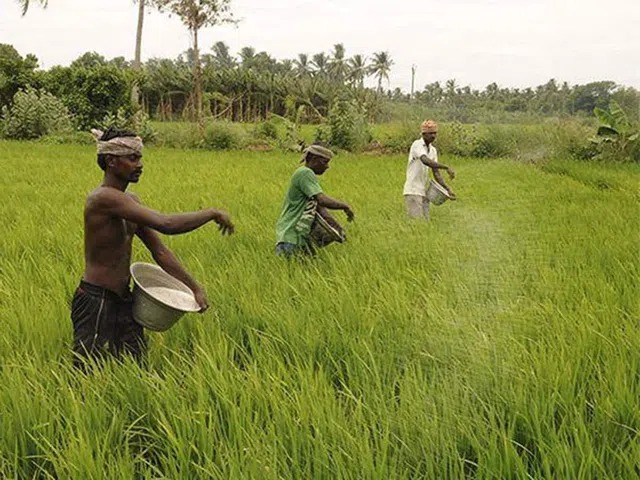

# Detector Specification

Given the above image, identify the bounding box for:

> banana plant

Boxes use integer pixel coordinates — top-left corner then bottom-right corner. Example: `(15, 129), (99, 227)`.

(591, 100), (639, 160)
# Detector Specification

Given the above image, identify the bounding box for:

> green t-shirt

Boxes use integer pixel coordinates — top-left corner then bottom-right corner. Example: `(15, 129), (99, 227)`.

(275, 166), (323, 245)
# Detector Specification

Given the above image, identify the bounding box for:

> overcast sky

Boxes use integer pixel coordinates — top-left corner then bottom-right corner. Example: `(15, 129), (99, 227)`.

(1, 0), (638, 92)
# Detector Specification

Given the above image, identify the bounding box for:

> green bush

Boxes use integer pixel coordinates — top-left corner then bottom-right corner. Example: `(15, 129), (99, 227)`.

(261, 113), (305, 152)
(546, 120), (596, 160)
(41, 65), (131, 130)
(150, 121), (200, 149)
(436, 123), (505, 158)
(200, 121), (249, 150)
(314, 124), (331, 146)
(377, 121), (582, 160)
(469, 126), (514, 158)
(254, 119), (279, 140)
(373, 121), (417, 153)
(1, 88), (72, 140)
(278, 117), (304, 152)
(325, 97), (372, 151)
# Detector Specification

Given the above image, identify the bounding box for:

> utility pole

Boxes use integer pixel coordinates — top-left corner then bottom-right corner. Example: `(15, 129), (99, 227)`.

(411, 64), (417, 101)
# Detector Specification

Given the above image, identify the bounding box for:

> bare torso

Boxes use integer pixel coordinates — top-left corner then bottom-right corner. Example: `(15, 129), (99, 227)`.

(82, 187), (138, 295)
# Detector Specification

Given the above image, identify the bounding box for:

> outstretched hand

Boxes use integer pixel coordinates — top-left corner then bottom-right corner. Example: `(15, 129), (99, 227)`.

(344, 205), (355, 222)
(446, 166), (456, 180)
(193, 286), (209, 312)
(214, 211), (235, 235)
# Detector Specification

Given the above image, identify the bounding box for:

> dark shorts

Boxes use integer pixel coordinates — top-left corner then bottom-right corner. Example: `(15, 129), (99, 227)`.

(70, 280), (147, 365)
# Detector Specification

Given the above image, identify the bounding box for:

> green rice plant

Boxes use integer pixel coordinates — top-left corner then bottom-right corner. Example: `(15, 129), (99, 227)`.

(0, 140), (638, 479)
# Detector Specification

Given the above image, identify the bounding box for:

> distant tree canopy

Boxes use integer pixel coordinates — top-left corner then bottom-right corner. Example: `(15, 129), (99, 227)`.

(411, 78), (638, 123)
(0, 44), (38, 108)
(1, 42), (638, 127)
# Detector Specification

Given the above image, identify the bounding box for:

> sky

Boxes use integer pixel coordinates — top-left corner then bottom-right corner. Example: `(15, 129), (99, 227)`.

(1, 0), (639, 92)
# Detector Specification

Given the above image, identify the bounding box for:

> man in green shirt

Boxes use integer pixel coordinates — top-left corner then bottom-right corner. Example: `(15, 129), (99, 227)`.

(275, 145), (354, 257)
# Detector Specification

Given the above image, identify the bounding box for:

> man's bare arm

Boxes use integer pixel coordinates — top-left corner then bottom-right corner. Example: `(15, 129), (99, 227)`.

(419, 154), (455, 179)
(136, 226), (209, 310)
(315, 193), (355, 221)
(92, 189), (234, 235)
(433, 170), (457, 199)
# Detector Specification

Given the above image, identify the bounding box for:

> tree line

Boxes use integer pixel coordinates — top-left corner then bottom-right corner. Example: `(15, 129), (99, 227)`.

(8, 0), (639, 128)
(3, 41), (640, 131)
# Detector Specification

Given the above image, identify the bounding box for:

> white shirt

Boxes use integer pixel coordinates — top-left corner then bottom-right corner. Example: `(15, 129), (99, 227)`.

(403, 139), (438, 196)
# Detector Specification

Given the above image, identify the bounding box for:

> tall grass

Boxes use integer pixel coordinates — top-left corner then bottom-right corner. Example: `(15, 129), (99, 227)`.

(0, 141), (638, 479)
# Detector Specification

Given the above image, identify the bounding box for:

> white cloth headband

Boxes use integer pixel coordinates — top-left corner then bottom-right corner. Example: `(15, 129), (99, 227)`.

(91, 129), (143, 156)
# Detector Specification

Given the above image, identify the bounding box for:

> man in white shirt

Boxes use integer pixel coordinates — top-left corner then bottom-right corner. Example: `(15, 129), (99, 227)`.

(403, 120), (456, 220)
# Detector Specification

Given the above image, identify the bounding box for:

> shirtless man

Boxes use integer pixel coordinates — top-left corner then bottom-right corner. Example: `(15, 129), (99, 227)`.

(71, 127), (234, 365)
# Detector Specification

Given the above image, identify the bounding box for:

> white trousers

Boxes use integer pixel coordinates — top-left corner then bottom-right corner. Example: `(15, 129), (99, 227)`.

(404, 195), (430, 221)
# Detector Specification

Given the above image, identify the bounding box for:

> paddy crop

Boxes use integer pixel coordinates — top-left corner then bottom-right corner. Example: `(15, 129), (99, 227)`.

(0, 141), (638, 479)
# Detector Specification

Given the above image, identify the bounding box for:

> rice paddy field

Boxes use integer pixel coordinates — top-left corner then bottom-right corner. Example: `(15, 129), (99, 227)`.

(1, 140), (639, 479)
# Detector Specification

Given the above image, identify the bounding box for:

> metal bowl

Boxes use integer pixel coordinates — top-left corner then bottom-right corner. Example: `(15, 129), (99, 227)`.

(130, 262), (200, 332)
(425, 180), (451, 205)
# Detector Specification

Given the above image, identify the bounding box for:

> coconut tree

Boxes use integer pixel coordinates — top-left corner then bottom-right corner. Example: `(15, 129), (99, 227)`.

(252, 51), (277, 74)
(347, 54), (367, 88)
(369, 51), (393, 92)
(238, 46), (256, 69)
(311, 52), (329, 78)
(278, 59), (293, 76)
(16, 0), (47, 15)
(328, 43), (347, 83)
(445, 78), (458, 98)
(154, 0), (237, 122)
(211, 41), (236, 70)
(293, 53), (311, 78)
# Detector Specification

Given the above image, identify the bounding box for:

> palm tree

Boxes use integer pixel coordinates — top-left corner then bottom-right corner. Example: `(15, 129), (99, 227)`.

(369, 51), (393, 92)
(445, 78), (458, 98)
(239, 46), (256, 69)
(16, 0), (47, 15)
(311, 52), (328, 78)
(293, 53), (311, 78)
(419, 81), (443, 104)
(252, 51), (277, 74)
(347, 54), (367, 88)
(328, 43), (347, 83)
(211, 41), (236, 70)
(278, 59), (293, 76)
